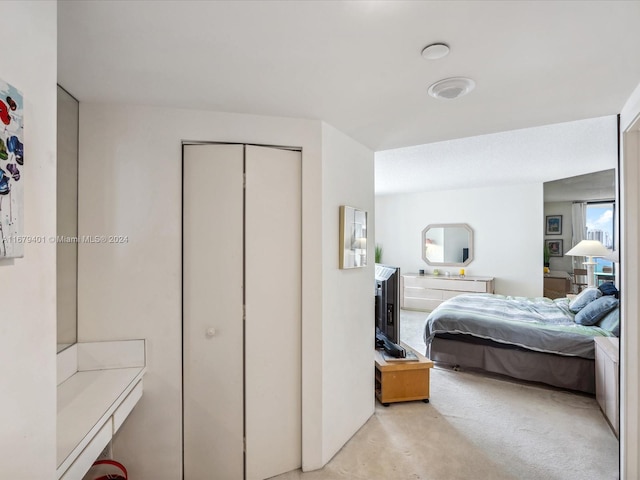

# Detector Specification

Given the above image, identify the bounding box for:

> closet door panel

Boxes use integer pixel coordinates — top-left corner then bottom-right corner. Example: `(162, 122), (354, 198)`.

(183, 144), (244, 480)
(245, 145), (302, 480)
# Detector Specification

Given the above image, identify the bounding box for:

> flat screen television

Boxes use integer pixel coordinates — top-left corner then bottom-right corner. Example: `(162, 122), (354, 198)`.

(375, 264), (406, 358)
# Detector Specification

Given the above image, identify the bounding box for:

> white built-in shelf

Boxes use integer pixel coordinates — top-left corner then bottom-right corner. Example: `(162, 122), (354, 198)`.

(56, 340), (146, 480)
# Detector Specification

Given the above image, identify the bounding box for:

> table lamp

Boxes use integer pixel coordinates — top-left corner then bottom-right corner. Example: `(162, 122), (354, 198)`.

(353, 237), (367, 266)
(565, 240), (610, 288)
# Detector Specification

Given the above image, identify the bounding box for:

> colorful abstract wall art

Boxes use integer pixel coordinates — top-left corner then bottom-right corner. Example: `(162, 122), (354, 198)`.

(0, 78), (24, 258)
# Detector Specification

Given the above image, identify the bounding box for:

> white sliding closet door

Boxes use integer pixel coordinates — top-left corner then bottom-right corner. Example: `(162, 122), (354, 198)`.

(183, 144), (301, 480)
(245, 145), (301, 480)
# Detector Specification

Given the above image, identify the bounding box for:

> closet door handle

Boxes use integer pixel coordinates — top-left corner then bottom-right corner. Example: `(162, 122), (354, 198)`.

(206, 327), (217, 338)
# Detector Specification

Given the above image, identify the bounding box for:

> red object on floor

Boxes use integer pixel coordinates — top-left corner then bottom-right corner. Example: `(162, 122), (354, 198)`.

(84, 459), (128, 480)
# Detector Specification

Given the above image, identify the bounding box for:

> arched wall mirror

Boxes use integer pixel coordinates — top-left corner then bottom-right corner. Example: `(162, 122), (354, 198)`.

(422, 223), (474, 267)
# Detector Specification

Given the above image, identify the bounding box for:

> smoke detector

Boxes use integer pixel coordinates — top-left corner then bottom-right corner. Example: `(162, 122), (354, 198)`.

(428, 77), (476, 100)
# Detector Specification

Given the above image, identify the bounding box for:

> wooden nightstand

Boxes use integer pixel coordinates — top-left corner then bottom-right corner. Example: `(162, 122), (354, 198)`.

(374, 343), (434, 406)
(594, 336), (619, 436)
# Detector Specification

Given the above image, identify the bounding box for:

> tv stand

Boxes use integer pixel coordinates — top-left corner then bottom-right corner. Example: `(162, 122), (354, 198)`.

(374, 343), (434, 406)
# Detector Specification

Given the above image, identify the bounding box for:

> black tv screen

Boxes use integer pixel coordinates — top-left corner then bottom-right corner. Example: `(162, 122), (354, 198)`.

(375, 264), (403, 356)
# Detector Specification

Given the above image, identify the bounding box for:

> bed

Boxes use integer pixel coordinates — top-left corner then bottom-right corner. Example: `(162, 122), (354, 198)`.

(423, 290), (619, 393)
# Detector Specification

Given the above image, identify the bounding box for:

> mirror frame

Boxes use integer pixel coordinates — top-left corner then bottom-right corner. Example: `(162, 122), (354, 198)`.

(339, 205), (368, 269)
(422, 223), (474, 267)
(57, 85), (79, 353)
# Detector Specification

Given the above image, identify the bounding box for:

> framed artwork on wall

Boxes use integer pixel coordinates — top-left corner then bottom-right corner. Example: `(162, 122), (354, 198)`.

(0, 78), (24, 258)
(545, 215), (562, 235)
(339, 205), (367, 269)
(545, 239), (563, 257)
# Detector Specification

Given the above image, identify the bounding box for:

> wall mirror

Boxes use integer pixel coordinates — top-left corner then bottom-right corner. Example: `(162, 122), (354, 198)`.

(339, 205), (367, 269)
(57, 85), (79, 352)
(543, 169), (616, 274)
(422, 223), (474, 266)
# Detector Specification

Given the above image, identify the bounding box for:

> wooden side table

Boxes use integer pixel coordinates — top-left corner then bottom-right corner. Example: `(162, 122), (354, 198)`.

(594, 336), (619, 436)
(374, 343), (434, 406)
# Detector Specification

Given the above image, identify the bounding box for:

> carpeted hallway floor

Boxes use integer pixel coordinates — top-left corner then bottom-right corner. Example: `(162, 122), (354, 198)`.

(271, 310), (619, 480)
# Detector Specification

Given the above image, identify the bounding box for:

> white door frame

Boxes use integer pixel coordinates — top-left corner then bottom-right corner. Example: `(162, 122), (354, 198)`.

(621, 111), (640, 479)
(182, 142), (302, 480)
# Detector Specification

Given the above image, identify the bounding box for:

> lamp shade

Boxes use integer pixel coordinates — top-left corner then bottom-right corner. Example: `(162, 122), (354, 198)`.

(353, 238), (367, 249)
(565, 240), (610, 257)
(604, 250), (619, 262)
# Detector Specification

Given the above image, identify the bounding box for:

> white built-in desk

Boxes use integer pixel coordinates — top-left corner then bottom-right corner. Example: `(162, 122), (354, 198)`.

(57, 340), (146, 480)
(401, 273), (495, 311)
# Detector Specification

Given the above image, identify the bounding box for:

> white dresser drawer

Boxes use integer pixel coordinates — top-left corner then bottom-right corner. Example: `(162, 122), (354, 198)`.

(442, 290), (464, 300)
(423, 277), (461, 291)
(402, 276), (429, 288)
(404, 276), (456, 290)
(404, 287), (444, 301)
(453, 281), (489, 293)
(404, 297), (442, 311)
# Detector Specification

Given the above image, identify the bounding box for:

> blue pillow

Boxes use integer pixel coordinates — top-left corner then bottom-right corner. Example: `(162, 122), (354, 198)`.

(575, 296), (619, 326)
(598, 282), (619, 298)
(597, 307), (620, 336)
(569, 287), (602, 313)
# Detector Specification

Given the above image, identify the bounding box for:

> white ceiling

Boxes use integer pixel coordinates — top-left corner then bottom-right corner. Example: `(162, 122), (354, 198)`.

(58, 1), (640, 190)
(544, 169), (616, 203)
(375, 115), (618, 195)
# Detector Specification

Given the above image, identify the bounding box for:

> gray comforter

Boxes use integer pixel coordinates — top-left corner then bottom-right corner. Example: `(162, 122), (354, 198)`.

(424, 293), (615, 359)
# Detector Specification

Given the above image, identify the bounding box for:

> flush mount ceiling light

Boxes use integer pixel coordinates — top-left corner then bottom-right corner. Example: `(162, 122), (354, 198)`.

(428, 77), (476, 100)
(421, 43), (450, 60)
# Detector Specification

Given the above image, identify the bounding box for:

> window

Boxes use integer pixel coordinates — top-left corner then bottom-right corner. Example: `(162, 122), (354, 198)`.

(586, 201), (614, 273)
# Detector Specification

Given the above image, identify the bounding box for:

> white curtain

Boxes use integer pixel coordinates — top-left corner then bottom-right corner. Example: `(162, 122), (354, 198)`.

(572, 202), (587, 268)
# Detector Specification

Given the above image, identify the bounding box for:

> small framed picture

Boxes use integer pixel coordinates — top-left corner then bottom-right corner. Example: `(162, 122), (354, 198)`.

(545, 215), (562, 235)
(546, 239), (563, 257)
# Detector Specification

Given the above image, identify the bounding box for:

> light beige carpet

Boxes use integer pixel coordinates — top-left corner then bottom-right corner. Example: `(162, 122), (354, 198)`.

(399, 309), (429, 354)
(271, 310), (619, 480)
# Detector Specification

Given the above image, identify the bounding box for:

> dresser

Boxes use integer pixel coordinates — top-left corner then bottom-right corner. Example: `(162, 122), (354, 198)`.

(401, 273), (495, 311)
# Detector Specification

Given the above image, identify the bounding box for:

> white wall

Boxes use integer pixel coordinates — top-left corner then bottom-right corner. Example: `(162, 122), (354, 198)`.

(0, 2), (57, 477)
(77, 104), (373, 476)
(320, 123), (375, 464)
(376, 183), (543, 297)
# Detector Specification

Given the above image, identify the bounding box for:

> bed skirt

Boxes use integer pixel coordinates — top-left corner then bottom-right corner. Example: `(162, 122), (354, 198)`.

(429, 336), (595, 394)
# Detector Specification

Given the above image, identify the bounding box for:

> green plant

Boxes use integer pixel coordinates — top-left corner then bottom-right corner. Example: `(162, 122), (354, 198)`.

(375, 244), (383, 263)
(543, 243), (550, 266)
